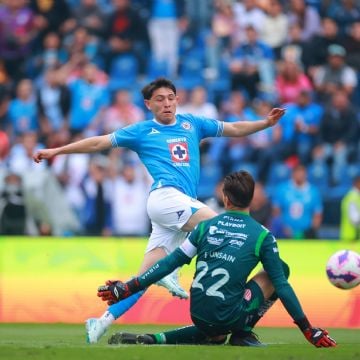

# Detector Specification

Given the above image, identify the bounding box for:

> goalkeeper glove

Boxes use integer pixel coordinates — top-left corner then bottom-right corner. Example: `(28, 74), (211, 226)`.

(295, 317), (337, 348)
(97, 278), (141, 305)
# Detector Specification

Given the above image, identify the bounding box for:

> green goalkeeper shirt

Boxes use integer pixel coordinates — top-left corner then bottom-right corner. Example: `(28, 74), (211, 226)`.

(138, 210), (305, 325)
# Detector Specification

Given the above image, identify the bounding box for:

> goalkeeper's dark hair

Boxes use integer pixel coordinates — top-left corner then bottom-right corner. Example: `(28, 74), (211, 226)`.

(223, 171), (255, 209)
(142, 77), (177, 100)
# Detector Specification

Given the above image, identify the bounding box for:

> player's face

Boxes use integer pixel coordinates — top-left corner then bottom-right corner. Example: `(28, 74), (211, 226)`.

(145, 87), (178, 124)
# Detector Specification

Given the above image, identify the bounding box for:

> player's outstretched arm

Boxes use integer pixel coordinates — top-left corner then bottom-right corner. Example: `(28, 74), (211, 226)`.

(33, 135), (112, 163)
(295, 317), (337, 348)
(97, 247), (192, 304)
(222, 107), (285, 137)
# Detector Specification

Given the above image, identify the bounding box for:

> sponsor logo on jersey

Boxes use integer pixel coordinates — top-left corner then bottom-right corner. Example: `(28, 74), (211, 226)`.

(207, 236), (224, 245)
(273, 247), (279, 253)
(229, 239), (245, 248)
(148, 128), (160, 134)
(176, 210), (185, 220)
(244, 288), (252, 301)
(169, 142), (189, 162)
(181, 121), (192, 130)
(218, 220), (246, 228)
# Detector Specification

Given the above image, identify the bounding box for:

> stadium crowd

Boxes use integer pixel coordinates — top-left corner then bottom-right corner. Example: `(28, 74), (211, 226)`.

(0, 0), (360, 240)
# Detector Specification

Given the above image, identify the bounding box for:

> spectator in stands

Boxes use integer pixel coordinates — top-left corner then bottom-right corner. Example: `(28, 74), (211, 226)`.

(302, 17), (342, 74)
(0, 173), (27, 235)
(65, 0), (107, 40)
(287, 0), (322, 41)
(325, 0), (360, 35)
(281, 89), (323, 165)
(181, 86), (218, 119)
(205, 0), (236, 76)
(80, 155), (113, 236)
(275, 60), (313, 104)
(110, 161), (150, 236)
(37, 68), (71, 144)
(250, 181), (272, 227)
(312, 44), (358, 102)
(280, 23), (307, 66)
(104, 0), (149, 74)
(312, 89), (359, 185)
(30, 0), (71, 51)
(215, 91), (256, 175)
(229, 25), (275, 99)
(66, 62), (110, 134)
(272, 164), (323, 239)
(7, 131), (45, 174)
(248, 98), (282, 183)
(232, 0), (265, 45)
(260, 0), (289, 59)
(0, 130), (10, 166)
(340, 175), (360, 241)
(0, 0), (37, 81)
(8, 79), (38, 138)
(204, 178), (225, 214)
(147, 0), (187, 77)
(94, 89), (145, 135)
(63, 27), (100, 64)
(27, 32), (67, 79)
(51, 134), (91, 222)
(342, 21), (360, 72)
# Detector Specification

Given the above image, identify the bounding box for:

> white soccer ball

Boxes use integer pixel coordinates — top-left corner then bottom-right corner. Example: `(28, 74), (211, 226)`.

(326, 250), (360, 290)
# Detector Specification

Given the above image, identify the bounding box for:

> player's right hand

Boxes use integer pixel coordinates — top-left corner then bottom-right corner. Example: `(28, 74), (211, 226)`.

(303, 327), (337, 348)
(97, 278), (141, 305)
(33, 149), (57, 163)
(97, 280), (131, 305)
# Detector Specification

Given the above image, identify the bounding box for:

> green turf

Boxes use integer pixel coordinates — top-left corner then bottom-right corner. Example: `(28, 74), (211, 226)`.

(0, 324), (359, 360)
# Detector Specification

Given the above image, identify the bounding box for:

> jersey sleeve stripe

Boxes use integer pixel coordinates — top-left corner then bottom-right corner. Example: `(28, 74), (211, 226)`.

(255, 229), (269, 257)
(217, 121), (224, 137)
(180, 238), (197, 258)
(109, 133), (118, 147)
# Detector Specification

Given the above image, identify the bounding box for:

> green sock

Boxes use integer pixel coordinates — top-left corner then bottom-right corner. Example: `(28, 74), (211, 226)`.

(154, 325), (208, 344)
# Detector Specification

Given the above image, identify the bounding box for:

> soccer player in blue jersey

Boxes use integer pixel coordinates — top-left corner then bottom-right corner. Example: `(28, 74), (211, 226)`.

(99, 171), (336, 348)
(33, 78), (285, 343)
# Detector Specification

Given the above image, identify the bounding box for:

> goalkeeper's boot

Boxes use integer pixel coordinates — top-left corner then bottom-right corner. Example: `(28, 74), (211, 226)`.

(85, 318), (108, 344)
(108, 332), (155, 345)
(156, 271), (189, 299)
(229, 331), (265, 347)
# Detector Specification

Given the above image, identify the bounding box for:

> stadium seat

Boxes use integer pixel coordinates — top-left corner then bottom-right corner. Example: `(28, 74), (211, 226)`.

(307, 162), (330, 195)
(197, 162), (222, 201)
(267, 162), (291, 186)
(145, 56), (171, 80)
(178, 50), (205, 89)
(109, 54), (139, 90)
(232, 162), (259, 181)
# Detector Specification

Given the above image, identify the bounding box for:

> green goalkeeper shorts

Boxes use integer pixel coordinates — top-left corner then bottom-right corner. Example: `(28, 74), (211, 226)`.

(191, 279), (264, 336)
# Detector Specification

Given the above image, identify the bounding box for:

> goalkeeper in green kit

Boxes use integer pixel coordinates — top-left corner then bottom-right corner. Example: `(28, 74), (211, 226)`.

(98, 171), (336, 348)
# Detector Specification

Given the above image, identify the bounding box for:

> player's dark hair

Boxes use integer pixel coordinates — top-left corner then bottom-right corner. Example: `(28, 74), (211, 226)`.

(223, 171), (255, 209)
(141, 78), (177, 100)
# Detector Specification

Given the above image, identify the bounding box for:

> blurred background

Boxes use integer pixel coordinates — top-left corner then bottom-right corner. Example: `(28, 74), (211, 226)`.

(0, 0), (360, 241)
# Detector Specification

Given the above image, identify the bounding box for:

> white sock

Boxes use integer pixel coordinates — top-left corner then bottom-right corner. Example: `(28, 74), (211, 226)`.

(99, 311), (115, 328)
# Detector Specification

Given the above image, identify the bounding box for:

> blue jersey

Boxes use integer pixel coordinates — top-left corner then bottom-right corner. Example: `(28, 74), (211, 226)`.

(110, 113), (223, 198)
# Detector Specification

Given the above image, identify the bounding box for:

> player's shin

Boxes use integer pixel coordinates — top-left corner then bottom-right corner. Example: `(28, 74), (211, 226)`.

(154, 325), (210, 344)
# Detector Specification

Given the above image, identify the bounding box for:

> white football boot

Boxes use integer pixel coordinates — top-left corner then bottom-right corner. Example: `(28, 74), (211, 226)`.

(156, 270), (189, 299)
(85, 318), (108, 343)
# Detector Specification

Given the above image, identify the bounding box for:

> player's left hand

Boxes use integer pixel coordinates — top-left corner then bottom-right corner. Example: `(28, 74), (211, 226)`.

(97, 280), (132, 305)
(303, 327), (337, 348)
(266, 108), (286, 127)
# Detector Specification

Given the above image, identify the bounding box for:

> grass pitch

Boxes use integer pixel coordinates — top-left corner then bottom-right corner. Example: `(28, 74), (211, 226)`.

(0, 324), (359, 360)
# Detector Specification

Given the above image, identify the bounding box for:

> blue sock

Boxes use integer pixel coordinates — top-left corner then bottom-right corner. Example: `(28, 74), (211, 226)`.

(107, 290), (146, 319)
